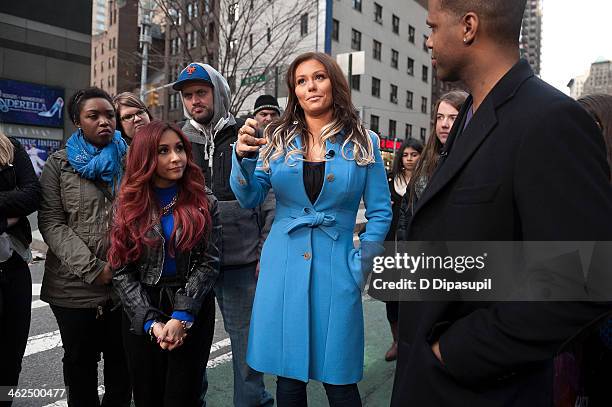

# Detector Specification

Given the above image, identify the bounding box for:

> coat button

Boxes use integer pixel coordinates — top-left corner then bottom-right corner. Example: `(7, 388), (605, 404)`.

(238, 178), (246, 185)
(303, 252), (311, 260)
(326, 173), (335, 182)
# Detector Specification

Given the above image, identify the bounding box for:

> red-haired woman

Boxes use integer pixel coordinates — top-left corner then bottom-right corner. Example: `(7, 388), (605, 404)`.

(108, 120), (221, 407)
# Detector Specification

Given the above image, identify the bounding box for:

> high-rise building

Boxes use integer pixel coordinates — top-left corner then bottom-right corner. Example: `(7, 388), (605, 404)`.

(582, 59), (612, 96)
(0, 1), (92, 171)
(92, 0), (107, 35)
(520, 0), (542, 76)
(91, 0), (140, 95)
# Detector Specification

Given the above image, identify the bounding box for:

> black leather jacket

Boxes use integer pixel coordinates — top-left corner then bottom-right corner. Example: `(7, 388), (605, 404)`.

(113, 189), (222, 334)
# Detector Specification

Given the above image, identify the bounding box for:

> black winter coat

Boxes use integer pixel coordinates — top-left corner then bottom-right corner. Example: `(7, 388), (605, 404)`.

(392, 60), (612, 406)
(0, 137), (41, 247)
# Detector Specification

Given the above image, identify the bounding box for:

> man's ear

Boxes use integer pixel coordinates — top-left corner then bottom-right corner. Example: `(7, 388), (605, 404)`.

(462, 12), (479, 45)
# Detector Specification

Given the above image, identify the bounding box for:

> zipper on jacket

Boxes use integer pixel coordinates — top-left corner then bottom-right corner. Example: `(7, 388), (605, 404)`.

(153, 226), (166, 285)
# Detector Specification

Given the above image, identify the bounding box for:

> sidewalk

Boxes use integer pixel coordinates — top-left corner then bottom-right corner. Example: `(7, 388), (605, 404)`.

(205, 297), (396, 406)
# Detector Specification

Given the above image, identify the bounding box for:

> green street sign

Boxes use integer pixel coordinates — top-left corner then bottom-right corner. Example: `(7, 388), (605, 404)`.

(241, 74), (266, 86)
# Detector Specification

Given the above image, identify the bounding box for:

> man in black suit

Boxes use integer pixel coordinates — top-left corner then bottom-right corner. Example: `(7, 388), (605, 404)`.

(391, 0), (612, 405)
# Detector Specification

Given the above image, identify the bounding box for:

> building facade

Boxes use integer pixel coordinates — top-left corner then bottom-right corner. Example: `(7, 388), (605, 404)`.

(582, 59), (612, 96)
(0, 1), (92, 174)
(567, 72), (589, 100)
(520, 0), (542, 76)
(91, 0), (140, 95)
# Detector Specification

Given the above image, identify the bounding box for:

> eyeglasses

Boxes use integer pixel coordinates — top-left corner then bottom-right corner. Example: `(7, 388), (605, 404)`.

(120, 109), (148, 122)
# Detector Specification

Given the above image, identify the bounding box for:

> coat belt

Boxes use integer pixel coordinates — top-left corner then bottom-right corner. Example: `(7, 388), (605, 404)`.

(284, 208), (339, 240)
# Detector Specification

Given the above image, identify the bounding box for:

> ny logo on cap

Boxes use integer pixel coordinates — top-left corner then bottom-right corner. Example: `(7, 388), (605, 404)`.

(186, 65), (197, 75)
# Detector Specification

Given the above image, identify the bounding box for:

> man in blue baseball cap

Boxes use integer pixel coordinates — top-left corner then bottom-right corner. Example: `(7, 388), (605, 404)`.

(173, 62), (274, 407)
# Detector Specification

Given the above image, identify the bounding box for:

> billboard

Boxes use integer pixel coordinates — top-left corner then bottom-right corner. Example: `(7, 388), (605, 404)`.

(0, 79), (65, 128)
(15, 137), (62, 177)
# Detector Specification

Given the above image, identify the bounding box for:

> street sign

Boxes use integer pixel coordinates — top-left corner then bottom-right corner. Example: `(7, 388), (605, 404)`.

(241, 74), (266, 86)
(336, 51), (365, 76)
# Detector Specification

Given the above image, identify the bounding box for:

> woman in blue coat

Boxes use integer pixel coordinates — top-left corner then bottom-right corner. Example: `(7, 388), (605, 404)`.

(231, 52), (391, 406)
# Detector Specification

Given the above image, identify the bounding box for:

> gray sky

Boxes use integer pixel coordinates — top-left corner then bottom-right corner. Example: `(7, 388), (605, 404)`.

(541, 0), (612, 93)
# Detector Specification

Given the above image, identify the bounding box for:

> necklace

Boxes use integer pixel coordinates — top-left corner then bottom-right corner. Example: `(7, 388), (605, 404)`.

(160, 195), (178, 216)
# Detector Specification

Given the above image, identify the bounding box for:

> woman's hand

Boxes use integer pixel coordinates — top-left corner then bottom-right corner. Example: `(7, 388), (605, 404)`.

(160, 319), (186, 351)
(236, 118), (267, 158)
(151, 321), (166, 347)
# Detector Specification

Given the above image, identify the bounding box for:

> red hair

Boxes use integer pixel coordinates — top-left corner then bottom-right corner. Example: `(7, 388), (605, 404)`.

(108, 120), (211, 269)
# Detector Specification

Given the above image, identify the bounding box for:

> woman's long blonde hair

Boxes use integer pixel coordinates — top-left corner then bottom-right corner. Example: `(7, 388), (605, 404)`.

(0, 133), (14, 167)
(259, 52), (374, 171)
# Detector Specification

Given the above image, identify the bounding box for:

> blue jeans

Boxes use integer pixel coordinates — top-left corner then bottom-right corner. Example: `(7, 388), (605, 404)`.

(203, 264), (273, 406)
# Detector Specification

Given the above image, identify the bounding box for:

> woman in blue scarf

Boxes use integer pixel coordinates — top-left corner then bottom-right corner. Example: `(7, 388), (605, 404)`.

(38, 87), (131, 406)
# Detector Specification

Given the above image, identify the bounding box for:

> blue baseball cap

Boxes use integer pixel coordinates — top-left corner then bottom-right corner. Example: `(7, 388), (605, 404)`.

(172, 63), (213, 90)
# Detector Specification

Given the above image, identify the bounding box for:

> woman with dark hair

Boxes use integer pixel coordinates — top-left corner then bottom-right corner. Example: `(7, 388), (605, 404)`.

(113, 92), (152, 143)
(108, 121), (220, 407)
(397, 90), (468, 240)
(578, 94), (612, 182)
(0, 133), (41, 402)
(383, 138), (423, 362)
(38, 87), (131, 406)
(232, 52), (391, 406)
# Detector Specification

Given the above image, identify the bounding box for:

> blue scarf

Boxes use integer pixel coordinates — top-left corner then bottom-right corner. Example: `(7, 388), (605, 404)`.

(66, 129), (127, 194)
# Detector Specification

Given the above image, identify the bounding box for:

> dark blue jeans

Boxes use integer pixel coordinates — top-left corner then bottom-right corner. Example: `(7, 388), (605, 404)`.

(276, 376), (361, 407)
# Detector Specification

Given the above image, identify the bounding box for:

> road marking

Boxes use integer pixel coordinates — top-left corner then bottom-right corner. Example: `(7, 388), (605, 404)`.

(32, 299), (49, 309)
(210, 337), (231, 353)
(37, 352), (234, 406)
(42, 385), (104, 407)
(24, 330), (62, 357)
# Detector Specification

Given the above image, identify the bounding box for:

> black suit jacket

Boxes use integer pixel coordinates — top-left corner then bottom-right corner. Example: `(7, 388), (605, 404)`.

(392, 60), (612, 406)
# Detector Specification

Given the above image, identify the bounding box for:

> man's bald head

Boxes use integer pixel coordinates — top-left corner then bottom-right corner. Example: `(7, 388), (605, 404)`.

(439, 0), (527, 45)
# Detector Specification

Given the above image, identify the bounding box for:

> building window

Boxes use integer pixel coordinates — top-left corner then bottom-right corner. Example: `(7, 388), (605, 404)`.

(389, 119), (397, 138)
(407, 57), (414, 76)
(94, 46), (97, 58)
(422, 65), (429, 83)
(101, 61), (104, 73)
(332, 19), (339, 41)
(420, 127), (427, 141)
(406, 91), (413, 109)
(351, 29), (361, 51)
(113, 37), (116, 49)
(352, 0), (362, 12)
(371, 77), (381, 98)
(93, 65), (97, 77)
(374, 3), (383, 24)
(267, 26), (271, 43)
(249, 34), (253, 48)
(373, 39), (381, 61)
(300, 13), (309, 36)
(392, 15), (399, 34)
(101, 43), (104, 54)
(423, 35), (429, 52)
(409, 25), (415, 43)
(421, 97), (428, 114)
(391, 49), (398, 69)
(187, 3), (194, 19)
(405, 123), (413, 139)
(370, 114), (380, 134)
(390, 84), (398, 104)
(229, 2), (239, 22)
(351, 75), (360, 91)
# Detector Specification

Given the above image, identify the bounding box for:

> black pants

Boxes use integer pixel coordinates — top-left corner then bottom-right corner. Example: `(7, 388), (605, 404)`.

(385, 301), (399, 324)
(0, 253), (31, 406)
(276, 376), (362, 407)
(122, 290), (215, 407)
(51, 304), (131, 407)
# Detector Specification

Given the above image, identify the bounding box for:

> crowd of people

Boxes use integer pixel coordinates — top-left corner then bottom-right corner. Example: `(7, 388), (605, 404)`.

(1, 0), (612, 406)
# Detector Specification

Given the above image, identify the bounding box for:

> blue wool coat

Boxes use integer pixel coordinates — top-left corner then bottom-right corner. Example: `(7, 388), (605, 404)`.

(230, 131), (391, 384)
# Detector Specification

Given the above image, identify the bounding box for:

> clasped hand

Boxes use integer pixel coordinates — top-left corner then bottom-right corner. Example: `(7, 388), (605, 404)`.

(152, 319), (187, 351)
